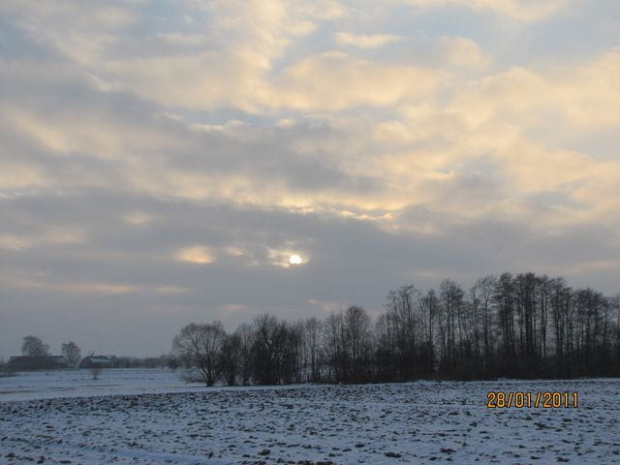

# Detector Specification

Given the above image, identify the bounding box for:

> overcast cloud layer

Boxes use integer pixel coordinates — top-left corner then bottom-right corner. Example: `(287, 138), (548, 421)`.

(1, 0), (619, 358)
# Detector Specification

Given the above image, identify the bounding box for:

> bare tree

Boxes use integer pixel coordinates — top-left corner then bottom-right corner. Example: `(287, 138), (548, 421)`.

(472, 275), (497, 373)
(322, 311), (345, 382)
(495, 273), (517, 362)
(550, 277), (571, 366)
(373, 312), (395, 381)
(614, 295), (620, 360)
(234, 323), (255, 386)
(62, 342), (82, 368)
(419, 288), (439, 375)
(385, 285), (420, 379)
(514, 273), (539, 370)
(537, 275), (551, 361)
(281, 322), (303, 384)
(220, 333), (242, 386)
(303, 317), (323, 382)
(22, 336), (49, 357)
(343, 306), (373, 382)
(172, 322), (227, 387)
(251, 314), (301, 385)
(251, 314), (280, 385)
(85, 351), (102, 380)
(439, 279), (464, 373)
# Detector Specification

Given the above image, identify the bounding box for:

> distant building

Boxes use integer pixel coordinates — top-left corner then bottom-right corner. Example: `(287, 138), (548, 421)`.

(78, 355), (119, 369)
(7, 355), (67, 371)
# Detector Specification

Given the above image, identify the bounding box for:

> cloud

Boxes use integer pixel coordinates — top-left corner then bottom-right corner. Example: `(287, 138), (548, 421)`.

(175, 246), (216, 265)
(99, 0), (343, 112)
(272, 52), (442, 111)
(1, 0), (619, 359)
(0, 0), (135, 29)
(1, 44), (616, 230)
(335, 32), (402, 49)
(0, 227), (84, 251)
(451, 51), (620, 131)
(124, 211), (159, 227)
(155, 286), (189, 295)
(439, 36), (491, 70)
(154, 33), (206, 47)
(105, 49), (443, 112)
(0, 235), (31, 251)
(399, 0), (568, 21)
(0, 160), (50, 191)
(0, 0), (135, 67)
(0, 0), (443, 113)
(0, 271), (140, 295)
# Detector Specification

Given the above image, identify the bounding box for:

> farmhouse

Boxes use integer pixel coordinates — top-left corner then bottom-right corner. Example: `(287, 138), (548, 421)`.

(7, 355), (67, 371)
(79, 355), (119, 369)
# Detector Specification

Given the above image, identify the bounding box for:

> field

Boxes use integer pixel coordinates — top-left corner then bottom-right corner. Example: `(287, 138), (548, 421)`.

(2, 370), (620, 464)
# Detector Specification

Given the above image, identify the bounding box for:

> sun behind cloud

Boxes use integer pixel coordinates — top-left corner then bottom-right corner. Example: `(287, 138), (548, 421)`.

(267, 248), (309, 268)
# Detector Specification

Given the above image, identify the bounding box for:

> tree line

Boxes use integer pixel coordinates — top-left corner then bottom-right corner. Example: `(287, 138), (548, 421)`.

(10, 336), (174, 370)
(19, 336), (83, 368)
(173, 272), (620, 386)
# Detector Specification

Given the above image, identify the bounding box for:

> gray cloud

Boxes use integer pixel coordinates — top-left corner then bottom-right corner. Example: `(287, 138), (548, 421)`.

(1, 0), (619, 359)
(3, 186), (619, 357)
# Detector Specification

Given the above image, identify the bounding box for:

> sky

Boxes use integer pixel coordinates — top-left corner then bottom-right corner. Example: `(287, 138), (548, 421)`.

(1, 0), (619, 359)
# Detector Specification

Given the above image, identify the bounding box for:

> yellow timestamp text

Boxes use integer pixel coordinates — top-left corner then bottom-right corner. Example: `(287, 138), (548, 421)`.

(487, 391), (579, 408)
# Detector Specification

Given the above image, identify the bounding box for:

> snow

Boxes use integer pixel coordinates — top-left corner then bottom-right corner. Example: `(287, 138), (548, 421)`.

(0, 368), (204, 402)
(1, 370), (620, 464)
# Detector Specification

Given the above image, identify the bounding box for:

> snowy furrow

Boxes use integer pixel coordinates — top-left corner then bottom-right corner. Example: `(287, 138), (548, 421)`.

(2, 372), (620, 464)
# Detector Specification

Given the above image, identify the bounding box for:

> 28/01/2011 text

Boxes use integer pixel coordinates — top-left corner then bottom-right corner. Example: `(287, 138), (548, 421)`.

(487, 391), (579, 408)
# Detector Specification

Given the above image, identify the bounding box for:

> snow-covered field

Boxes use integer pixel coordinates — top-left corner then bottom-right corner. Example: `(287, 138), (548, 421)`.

(0, 368), (204, 402)
(2, 370), (619, 464)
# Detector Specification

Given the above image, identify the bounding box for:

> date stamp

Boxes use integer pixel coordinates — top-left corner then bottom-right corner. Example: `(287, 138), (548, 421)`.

(487, 391), (579, 408)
